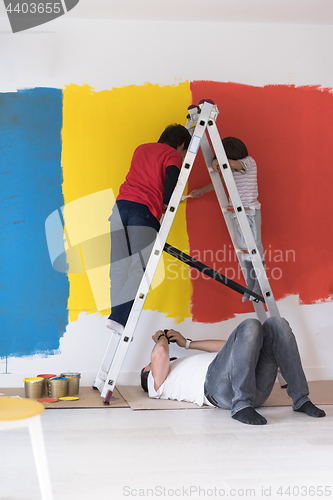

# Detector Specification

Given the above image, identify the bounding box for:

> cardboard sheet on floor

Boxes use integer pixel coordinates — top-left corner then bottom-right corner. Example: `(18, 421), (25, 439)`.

(1, 381), (332, 410)
(0, 387), (129, 409)
(117, 386), (211, 410)
(117, 380), (333, 410)
(262, 380), (333, 407)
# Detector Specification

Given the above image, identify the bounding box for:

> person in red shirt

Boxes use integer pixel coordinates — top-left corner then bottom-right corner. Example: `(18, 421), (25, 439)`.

(107, 124), (191, 334)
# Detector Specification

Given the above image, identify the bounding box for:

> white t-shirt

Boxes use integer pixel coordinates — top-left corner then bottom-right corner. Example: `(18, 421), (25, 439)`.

(232, 156), (260, 210)
(148, 352), (217, 406)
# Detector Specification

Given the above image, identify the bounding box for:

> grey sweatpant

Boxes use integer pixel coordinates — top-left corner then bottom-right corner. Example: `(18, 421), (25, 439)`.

(204, 317), (310, 416)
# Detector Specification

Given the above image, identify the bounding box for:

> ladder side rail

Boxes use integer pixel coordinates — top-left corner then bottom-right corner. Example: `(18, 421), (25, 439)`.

(190, 121), (254, 275)
(199, 134), (250, 263)
(203, 123), (285, 383)
(207, 163), (269, 322)
(207, 122), (280, 318)
(198, 133), (269, 324)
(98, 102), (215, 398)
(93, 332), (119, 391)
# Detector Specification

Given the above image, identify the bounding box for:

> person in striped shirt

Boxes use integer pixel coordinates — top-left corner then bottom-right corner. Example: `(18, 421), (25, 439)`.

(189, 137), (264, 302)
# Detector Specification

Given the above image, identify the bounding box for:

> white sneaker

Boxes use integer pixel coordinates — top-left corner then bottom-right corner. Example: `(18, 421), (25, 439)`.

(106, 319), (124, 334)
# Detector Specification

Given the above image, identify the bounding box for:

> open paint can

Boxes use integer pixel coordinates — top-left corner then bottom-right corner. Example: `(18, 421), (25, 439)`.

(37, 374), (57, 396)
(60, 372), (81, 396)
(48, 377), (68, 399)
(23, 377), (44, 399)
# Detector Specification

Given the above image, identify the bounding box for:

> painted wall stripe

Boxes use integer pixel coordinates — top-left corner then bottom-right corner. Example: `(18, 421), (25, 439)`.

(0, 88), (69, 358)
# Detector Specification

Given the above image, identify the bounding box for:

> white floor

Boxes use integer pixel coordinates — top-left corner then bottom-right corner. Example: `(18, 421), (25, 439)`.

(1, 405), (333, 500)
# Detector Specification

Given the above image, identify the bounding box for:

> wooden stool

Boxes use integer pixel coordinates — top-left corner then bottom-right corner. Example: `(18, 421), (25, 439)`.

(0, 397), (53, 500)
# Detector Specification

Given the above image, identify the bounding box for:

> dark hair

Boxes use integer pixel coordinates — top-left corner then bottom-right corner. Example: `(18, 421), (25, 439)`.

(222, 137), (248, 160)
(140, 367), (150, 392)
(158, 124), (191, 150)
(140, 357), (177, 392)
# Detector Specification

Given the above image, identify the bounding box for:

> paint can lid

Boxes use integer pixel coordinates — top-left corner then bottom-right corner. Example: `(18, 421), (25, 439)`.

(23, 377), (44, 383)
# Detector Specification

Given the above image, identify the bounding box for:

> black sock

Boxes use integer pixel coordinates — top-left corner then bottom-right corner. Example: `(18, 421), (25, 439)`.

(294, 401), (326, 418)
(232, 407), (267, 425)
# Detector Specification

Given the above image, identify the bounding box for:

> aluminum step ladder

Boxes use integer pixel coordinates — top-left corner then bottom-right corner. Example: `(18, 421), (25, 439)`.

(94, 100), (283, 403)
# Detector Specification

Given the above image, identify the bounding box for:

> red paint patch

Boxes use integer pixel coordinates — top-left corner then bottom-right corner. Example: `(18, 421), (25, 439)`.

(188, 81), (333, 322)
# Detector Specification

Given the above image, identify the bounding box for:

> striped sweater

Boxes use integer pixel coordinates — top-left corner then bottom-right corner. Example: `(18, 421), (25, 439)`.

(232, 156), (261, 210)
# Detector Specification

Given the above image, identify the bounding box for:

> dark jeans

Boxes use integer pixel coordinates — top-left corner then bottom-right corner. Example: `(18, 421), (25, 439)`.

(109, 200), (160, 327)
(204, 317), (310, 416)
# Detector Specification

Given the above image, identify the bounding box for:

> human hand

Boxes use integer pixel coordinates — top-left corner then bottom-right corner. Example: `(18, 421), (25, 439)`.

(165, 329), (186, 348)
(189, 189), (204, 198)
(212, 158), (220, 172)
(152, 330), (169, 343)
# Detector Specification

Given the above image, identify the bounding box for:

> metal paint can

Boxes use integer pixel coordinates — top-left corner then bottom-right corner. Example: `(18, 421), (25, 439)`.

(23, 377), (44, 399)
(37, 374), (57, 396)
(60, 372), (81, 396)
(48, 377), (68, 399)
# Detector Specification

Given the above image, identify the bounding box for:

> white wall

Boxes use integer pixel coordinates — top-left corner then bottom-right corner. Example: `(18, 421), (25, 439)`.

(1, 18), (333, 91)
(1, 13), (333, 388)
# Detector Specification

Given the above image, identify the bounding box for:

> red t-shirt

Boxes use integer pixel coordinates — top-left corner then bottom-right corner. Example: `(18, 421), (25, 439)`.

(117, 143), (183, 221)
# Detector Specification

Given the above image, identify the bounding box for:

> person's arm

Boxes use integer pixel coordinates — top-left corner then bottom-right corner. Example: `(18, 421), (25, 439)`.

(229, 159), (244, 171)
(212, 158), (244, 172)
(189, 184), (214, 198)
(150, 330), (170, 391)
(163, 165), (180, 206)
(166, 329), (226, 353)
(188, 339), (226, 352)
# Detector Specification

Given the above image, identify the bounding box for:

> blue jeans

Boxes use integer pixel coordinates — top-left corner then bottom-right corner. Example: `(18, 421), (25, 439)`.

(204, 317), (310, 416)
(232, 209), (264, 261)
(109, 200), (160, 327)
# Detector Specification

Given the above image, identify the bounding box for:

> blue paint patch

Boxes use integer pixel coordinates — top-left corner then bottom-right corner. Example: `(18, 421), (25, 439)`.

(0, 88), (69, 358)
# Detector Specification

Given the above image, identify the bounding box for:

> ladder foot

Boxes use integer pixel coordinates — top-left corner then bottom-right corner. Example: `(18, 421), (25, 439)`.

(103, 390), (113, 405)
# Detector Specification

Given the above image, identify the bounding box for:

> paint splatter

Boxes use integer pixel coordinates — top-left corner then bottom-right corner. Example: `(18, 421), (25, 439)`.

(188, 81), (333, 322)
(0, 88), (68, 357)
(61, 82), (193, 323)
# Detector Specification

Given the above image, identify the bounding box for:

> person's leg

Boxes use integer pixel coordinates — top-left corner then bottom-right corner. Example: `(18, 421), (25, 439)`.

(110, 202), (160, 328)
(257, 317), (325, 417)
(204, 319), (267, 424)
(251, 209), (264, 261)
(241, 259), (263, 302)
(233, 210), (264, 302)
(108, 201), (132, 330)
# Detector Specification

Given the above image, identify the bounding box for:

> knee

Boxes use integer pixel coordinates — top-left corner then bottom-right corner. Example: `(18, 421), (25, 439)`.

(245, 318), (262, 331)
(263, 317), (293, 339)
(264, 316), (289, 328)
(236, 318), (263, 342)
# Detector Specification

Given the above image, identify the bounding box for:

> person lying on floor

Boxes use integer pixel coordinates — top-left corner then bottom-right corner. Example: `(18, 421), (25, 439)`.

(140, 318), (326, 425)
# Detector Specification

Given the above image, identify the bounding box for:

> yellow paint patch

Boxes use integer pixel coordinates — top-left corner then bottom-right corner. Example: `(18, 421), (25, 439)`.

(61, 82), (192, 323)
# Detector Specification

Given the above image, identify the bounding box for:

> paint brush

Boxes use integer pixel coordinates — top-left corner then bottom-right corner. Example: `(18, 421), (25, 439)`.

(181, 194), (193, 202)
